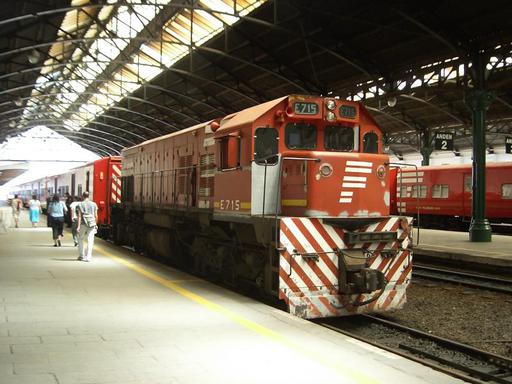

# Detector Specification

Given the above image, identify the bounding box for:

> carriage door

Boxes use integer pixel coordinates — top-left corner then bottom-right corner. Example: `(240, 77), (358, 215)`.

(251, 128), (280, 215)
(463, 173), (472, 217)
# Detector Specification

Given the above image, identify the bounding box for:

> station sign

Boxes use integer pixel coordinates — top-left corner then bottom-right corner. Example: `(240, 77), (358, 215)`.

(506, 136), (512, 154)
(434, 132), (454, 151)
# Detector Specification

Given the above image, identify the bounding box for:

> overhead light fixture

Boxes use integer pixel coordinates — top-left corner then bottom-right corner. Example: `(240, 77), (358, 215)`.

(27, 49), (41, 64)
(387, 96), (397, 108)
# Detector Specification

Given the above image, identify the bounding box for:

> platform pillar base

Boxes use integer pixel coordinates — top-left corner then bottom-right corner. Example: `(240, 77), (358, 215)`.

(469, 219), (492, 242)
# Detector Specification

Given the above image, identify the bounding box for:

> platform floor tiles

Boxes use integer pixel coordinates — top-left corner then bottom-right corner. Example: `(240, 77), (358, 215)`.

(0, 213), (463, 384)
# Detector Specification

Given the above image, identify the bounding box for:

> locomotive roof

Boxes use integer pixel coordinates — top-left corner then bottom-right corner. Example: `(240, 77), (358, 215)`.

(216, 96), (288, 132)
(123, 95), (289, 151)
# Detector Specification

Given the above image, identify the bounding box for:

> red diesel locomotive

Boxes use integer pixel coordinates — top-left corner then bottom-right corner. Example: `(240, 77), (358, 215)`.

(113, 95), (413, 319)
(390, 163), (512, 229)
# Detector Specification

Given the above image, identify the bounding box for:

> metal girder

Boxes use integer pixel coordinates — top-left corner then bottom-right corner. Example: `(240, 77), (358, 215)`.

(10, 118), (147, 141)
(225, 18), (322, 93)
(399, 94), (466, 125)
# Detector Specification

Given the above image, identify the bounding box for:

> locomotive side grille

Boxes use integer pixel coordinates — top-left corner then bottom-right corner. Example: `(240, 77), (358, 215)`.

(178, 155), (193, 194)
(199, 154), (215, 197)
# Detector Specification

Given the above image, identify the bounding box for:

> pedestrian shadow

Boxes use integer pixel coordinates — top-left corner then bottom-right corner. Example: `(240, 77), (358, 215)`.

(52, 258), (79, 261)
(30, 244), (60, 247)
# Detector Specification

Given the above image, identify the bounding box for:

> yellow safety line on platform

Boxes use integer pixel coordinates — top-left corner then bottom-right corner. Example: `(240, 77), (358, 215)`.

(419, 243), (507, 256)
(95, 245), (379, 384)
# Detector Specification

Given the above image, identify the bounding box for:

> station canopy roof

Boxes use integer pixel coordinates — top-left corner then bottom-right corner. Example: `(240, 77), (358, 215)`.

(1, 0), (511, 157)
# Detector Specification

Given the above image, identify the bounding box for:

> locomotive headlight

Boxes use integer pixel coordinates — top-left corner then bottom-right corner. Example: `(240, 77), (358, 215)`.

(326, 99), (336, 111)
(376, 165), (386, 180)
(326, 111), (336, 121)
(319, 163), (333, 177)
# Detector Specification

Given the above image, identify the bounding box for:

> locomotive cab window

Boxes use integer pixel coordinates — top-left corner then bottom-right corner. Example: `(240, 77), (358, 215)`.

(254, 128), (279, 165)
(432, 184), (449, 198)
(219, 135), (240, 170)
(285, 123), (316, 150)
(324, 125), (354, 151)
(363, 132), (379, 153)
(502, 184), (512, 199)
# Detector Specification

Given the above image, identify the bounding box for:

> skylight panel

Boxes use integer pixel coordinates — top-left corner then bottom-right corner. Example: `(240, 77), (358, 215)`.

(23, 0), (267, 131)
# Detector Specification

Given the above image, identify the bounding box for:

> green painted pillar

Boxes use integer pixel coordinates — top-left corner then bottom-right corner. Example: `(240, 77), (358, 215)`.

(420, 129), (432, 166)
(467, 54), (493, 242)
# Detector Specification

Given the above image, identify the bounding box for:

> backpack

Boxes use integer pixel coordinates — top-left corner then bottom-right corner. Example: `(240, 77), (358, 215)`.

(79, 202), (96, 228)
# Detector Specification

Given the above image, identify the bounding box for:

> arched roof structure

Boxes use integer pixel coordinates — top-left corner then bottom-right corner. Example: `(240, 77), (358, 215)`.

(1, 0), (511, 157)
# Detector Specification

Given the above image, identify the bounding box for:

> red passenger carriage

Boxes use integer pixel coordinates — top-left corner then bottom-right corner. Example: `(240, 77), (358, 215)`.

(390, 163), (512, 228)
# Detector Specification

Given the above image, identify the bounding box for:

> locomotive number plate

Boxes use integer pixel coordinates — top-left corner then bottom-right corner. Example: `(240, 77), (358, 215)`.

(294, 102), (319, 115)
(339, 105), (357, 119)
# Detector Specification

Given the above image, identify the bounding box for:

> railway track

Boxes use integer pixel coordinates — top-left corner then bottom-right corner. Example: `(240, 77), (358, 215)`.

(413, 264), (512, 294)
(318, 315), (512, 384)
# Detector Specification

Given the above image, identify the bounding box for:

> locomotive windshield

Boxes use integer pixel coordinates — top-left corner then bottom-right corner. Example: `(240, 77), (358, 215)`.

(324, 125), (354, 151)
(285, 123), (317, 149)
(254, 127), (279, 164)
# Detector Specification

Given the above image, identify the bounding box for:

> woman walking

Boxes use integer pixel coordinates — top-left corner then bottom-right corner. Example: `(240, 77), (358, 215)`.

(28, 194), (42, 227)
(47, 194), (67, 246)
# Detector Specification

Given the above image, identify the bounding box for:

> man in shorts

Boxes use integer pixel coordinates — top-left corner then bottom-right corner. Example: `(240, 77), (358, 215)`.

(11, 194), (22, 228)
(77, 191), (98, 262)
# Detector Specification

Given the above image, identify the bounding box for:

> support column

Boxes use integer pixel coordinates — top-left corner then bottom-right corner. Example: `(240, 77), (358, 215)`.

(467, 54), (494, 242)
(420, 128), (432, 166)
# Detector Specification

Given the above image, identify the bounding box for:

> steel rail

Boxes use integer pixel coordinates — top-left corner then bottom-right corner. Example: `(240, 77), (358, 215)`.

(413, 264), (512, 294)
(318, 315), (512, 384)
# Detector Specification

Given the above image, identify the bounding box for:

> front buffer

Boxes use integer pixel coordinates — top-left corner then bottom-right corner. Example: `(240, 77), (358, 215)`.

(278, 216), (413, 318)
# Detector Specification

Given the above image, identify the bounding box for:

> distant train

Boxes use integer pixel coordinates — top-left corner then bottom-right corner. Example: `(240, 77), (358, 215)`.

(390, 163), (512, 229)
(12, 157), (122, 236)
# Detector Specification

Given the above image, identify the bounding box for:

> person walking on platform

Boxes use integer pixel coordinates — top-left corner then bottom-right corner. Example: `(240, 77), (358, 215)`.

(77, 191), (98, 262)
(11, 194), (22, 228)
(47, 194), (67, 247)
(65, 193), (73, 228)
(28, 194), (42, 227)
(69, 196), (81, 246)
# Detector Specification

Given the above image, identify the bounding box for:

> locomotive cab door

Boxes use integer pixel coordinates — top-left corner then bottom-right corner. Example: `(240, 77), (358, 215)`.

(251, 128), (281, 216)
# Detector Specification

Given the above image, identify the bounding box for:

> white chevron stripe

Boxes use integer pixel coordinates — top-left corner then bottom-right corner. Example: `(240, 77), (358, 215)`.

(345, 167), (372, 174)
(346, 161), (372, 167)
(339, 198), (352, 203)
(343, 176), (367, 182)
(283, 222), (337, 284)
(320, 220), (347, 249)
(342, 182), (366, 188)
(112, 165), (121, 176)
(299, 218), (338, 282)
(340, 191), (353, 197)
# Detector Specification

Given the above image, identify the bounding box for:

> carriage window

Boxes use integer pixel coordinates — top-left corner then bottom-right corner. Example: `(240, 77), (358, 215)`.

(411, 185), (427, 198)
(502, 184), (512, 199)
(324, 125), (354, 151)
(399, 185), (408, 198)
(254, 128), (278, 164)
(363, 132), (379, 153)
(432, 184), (449, 198)
(285, 123), (317, 149)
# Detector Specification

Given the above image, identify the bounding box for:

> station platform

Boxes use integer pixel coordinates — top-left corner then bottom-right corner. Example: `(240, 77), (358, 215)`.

(413, 228), (512, 269)
(0, 210), (463, 384)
